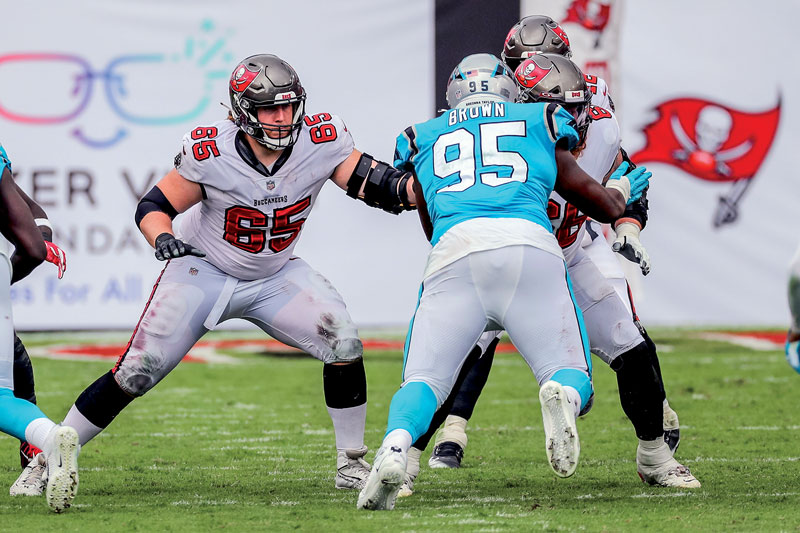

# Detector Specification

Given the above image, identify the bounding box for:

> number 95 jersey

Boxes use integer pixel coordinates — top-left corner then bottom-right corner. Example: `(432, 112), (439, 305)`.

(175, 114), (353, 281)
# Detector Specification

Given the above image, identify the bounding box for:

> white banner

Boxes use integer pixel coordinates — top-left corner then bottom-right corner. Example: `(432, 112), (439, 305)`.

(2, 0), (434, 329)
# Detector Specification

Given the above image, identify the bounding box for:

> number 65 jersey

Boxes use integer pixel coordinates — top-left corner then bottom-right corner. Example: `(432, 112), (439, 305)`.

(175, 114), (353, 280)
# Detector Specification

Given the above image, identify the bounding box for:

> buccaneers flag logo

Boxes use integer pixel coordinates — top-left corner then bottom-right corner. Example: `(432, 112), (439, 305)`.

(563, 0), (612, 48)
(632, 97), (781, 227)
(230, 64), (259, 93)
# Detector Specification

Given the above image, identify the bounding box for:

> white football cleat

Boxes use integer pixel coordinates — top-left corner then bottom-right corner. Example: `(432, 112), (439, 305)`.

(45, 426), (80, 513)
(637, 440), (700, 488)
(10, 453), (47, 496)
(397, 447), (421, 498)
(357, 445), (407, 511)
(539, 381), (580, 478)
(335, 446), (371, 490)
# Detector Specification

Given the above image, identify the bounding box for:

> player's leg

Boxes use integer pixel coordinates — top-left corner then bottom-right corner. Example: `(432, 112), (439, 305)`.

(61, 256), (220, 446)
(569, 250), (698, 487)
(500, 247), (591, 479)
(13, 333), (43, 467)
(238, 258), (368, 489)
(582, 232), (679, 452)
(399, 338), (491, 497)
(0, 259), (79, 511)
(785, 245), (800, 372)
(359, 255), (489, 510)
(427, 332), (500, 469)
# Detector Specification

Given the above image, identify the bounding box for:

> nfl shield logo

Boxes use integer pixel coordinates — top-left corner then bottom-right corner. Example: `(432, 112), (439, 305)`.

(266, 180), (275, 191)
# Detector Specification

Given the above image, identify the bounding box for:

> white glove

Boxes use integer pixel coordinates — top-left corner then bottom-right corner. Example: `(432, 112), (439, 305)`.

(612, 222), (651, 275)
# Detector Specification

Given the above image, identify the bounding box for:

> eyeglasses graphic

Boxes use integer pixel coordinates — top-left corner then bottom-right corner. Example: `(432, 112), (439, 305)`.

(0, 52), (229, 146)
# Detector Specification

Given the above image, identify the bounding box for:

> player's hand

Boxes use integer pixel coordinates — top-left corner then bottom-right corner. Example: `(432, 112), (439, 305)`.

(154, 233), (206, 261)
(44, 241), (67, 279)
(607, 162), (652, 205)
(612, 222), (651, 275)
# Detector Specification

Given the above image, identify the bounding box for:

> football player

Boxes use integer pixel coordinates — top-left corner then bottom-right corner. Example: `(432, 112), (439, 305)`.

(0, 143), (79, 512)
(786, 245), (800, 373)
(20, 54), (416, 494)
(407, 15), (692, 492)
(9, 188), (68, 470)
(357, 53), (652, 511)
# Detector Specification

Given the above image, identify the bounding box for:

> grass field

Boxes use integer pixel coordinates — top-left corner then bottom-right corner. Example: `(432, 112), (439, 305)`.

(1, 329), (799, 532)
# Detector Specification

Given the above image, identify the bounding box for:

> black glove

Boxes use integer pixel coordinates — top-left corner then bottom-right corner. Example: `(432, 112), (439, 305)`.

(154, 233), (206, 261)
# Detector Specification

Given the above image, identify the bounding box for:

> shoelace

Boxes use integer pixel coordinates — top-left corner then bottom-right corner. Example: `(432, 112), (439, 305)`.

(19, 464), (46, 488)
(667, 465), (693, 477)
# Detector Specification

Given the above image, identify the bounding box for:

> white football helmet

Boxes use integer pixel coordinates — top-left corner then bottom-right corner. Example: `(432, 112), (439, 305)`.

(445, 53), (519, 109)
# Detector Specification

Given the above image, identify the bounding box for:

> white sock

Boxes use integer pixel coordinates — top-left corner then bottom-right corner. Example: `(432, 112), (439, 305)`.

(62, 404), (104, 446)
(383, 429), (412, 453)
(563, 386), (582, 419)
(637, 437), (671, 465)
(24, 418), (57, 454)
(435, 415), (468, 448)
(327, 403), (366, 451)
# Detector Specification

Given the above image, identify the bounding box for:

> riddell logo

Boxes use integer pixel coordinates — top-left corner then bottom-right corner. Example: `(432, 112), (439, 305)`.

(632, 97), (781, 227)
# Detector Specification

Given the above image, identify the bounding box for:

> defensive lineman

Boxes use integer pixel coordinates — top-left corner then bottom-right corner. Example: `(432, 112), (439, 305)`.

(51, 54), (416, 492)
(357, 53), (651, 511)
(0, 144), (79, 512)
(414, 16), (693, 491)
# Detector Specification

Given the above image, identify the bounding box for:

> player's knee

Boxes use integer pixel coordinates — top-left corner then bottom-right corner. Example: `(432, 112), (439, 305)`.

(113, 352), (165, 397)
(327, 336), (363, 364)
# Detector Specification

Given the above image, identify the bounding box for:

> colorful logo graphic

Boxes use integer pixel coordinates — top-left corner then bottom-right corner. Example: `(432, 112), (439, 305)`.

(633, 97), (781, 227)
(515, 58), (552, 88)
(0, 19), (234, 149)
(230, 63), (259, 93)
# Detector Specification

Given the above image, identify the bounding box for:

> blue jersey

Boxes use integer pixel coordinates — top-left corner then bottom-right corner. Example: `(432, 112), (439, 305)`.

(0, 144), (10, 181)
(394, 102), (579, 245)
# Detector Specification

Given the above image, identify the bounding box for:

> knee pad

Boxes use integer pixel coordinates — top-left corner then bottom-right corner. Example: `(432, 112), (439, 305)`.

(328, 337), (363, 364)
(113, 350), (166, 397)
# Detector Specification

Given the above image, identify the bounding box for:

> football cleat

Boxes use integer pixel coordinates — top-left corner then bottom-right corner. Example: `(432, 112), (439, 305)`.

(428, 441), (464, 469)
(10, 453), (47, 497)
(539, 381), (580, 478)
(335, 446), (371, 490)
(357, 445), (407, 511)
(663, 404), (681, 455)
(638, 459), (701, 488)
(45, 426), (80, 513)
(20, 441), (43, 470)
(397, 447), (422, 498)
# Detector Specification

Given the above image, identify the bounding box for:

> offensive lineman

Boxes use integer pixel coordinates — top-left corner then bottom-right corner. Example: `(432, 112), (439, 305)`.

(357, 53), (652, 511)
(0, 144), (79, 512)
(408, 16), (693, 492)
(786, 245), (800, 373)
(14, 54), (417, 494)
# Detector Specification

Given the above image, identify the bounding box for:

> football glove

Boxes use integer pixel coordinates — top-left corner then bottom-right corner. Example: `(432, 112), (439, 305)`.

(154, 233), (206, 261)
(605, 162), (652, 205)
(44, 241), (67, 279)
(612, 222), (651, 275)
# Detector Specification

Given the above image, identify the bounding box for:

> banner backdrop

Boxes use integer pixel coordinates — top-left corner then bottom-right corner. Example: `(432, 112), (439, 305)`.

(1, 1), (797, 328)
(1, 0), (434, 329)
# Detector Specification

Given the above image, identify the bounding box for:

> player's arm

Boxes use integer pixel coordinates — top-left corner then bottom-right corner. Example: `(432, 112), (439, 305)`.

(329, 149), (416, 214)
(554, 144), (651, 223)
(15, 182), (68, 278)
(0, 168), (46, 283)
(135, 169), (206, 260)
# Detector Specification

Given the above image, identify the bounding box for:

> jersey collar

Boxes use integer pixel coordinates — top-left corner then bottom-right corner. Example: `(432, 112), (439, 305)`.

(234, 131), (293, 177)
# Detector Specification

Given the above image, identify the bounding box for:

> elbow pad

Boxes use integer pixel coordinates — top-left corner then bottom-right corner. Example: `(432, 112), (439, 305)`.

(345, 153), (415, 215)
(135, 186), (179, 228)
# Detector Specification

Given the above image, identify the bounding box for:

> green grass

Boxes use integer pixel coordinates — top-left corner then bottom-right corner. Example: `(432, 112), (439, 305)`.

(1, 330), (799, 531)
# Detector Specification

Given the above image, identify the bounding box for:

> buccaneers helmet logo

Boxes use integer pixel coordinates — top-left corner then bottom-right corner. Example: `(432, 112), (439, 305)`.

(632, 96), (781, 227)
(230, 64), (259, 93)
(515, 59), (552, 89)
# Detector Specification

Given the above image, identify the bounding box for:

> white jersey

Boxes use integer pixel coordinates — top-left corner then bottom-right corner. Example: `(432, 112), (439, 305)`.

(548, 105), (621, 264)
(175, 115), (353, 280)
(585, 73), (613, 110)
